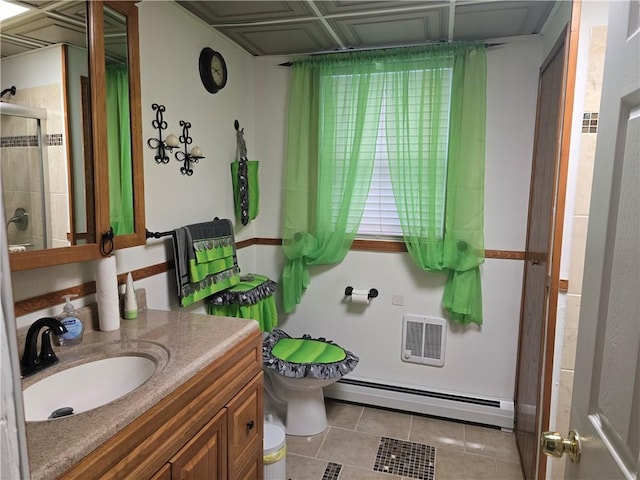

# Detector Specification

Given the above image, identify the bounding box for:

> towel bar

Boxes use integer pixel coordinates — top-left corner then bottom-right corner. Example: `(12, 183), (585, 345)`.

(145, 229), (173, 239)
(145, 217), (221, 239)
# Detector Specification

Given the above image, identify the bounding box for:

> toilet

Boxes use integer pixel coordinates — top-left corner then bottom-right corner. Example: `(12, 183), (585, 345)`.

(262, 329), (359, 436)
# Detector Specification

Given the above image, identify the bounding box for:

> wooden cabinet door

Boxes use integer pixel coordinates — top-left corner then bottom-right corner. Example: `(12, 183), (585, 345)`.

(227, 373), (263, 480)
(170, 409), (227, 480)
(150, 464), (171, 480)
(235, 456), (260, 480)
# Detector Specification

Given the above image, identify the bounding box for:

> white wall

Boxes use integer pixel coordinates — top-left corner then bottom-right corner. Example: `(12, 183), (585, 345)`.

(11, 1), (259, 326)
(10, 4), (545, 405)
(252, 39), (542, 401)
(124, 0), (257, 312)
(1, 45), (62, 88)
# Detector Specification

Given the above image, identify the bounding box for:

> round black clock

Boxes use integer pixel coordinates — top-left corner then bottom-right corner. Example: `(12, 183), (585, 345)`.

(198, 47), (227, 94)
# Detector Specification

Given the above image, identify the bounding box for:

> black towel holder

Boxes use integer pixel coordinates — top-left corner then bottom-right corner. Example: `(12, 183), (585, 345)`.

(146, 218), (222, 240)
(145, 228), (173, 239)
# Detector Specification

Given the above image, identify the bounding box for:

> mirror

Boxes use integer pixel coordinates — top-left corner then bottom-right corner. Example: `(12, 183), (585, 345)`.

(1, 2), (91, 253)
(0, 1), (145, 271)
(105, 5), (134, 237)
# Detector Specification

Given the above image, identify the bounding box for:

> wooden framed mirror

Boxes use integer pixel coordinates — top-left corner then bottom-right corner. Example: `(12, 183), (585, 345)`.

(99, 1), (145, 252)
(0, 1), (145, 271)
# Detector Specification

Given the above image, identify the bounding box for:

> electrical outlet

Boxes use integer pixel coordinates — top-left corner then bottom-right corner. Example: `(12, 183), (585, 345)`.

(392, 294), (404, 306)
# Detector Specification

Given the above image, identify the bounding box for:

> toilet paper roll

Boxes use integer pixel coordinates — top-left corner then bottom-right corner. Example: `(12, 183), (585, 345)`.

(95, 256), (120, 331)
(350, 288), (370, 305)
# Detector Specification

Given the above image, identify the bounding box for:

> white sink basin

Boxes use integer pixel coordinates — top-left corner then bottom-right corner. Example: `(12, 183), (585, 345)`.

(23, 356), (157, 422)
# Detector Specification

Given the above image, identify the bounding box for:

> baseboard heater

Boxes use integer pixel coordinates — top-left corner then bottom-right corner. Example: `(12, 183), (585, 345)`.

(324, 378), (514, 431)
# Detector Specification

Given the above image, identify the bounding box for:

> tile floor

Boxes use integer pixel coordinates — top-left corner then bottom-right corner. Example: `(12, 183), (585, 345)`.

(284, 399), (524, 480)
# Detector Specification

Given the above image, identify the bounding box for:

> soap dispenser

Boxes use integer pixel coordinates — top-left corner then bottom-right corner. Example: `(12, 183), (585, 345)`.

(55, 294), (83, 346)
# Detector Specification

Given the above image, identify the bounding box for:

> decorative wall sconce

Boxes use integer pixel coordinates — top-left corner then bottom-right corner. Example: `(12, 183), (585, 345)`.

(147, 103), (179, 164)
(174, 120), (204, 176)
(147, 104), (204, 176)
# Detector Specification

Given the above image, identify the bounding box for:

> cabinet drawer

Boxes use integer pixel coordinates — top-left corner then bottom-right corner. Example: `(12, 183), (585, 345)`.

(227, 373), (263, 480)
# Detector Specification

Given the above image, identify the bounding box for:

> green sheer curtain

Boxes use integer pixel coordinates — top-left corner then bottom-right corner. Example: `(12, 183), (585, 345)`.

(282, 43), (487, 324)
(106, 64), (134, 235)
(281, 56), (384, 312)
(385, 42), (486, 325)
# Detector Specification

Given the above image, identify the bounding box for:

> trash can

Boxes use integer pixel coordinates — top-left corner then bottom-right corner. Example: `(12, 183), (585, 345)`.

(263, 422), (286, 480)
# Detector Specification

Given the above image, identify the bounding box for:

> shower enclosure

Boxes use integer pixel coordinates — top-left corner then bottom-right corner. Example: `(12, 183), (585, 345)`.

(0, 101), (52, 251)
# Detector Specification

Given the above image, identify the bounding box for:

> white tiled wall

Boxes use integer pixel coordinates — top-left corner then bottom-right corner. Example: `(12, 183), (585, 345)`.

(0, 83), (70, 250)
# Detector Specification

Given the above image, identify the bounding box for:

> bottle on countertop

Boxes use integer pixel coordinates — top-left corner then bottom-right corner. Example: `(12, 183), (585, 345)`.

(124, 272), (138, 319)
(54, 294), (83, 346)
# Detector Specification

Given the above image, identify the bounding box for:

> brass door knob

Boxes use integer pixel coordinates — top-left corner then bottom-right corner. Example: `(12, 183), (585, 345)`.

(541, 430), (581, 463)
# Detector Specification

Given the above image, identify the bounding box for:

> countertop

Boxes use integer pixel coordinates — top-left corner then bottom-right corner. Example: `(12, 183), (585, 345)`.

(19, 302), (260, 480)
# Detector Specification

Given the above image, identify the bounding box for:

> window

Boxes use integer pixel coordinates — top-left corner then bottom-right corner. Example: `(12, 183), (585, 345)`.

(358, 106), (402, 236)
(322, 67), (453, 238)
(282, 44), (486, 321)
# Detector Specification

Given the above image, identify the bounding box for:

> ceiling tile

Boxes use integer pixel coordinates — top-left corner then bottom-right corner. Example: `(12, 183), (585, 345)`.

(217, 21), (339, 56)
(328, 8), (447, 49)
(313, 0), (446, 16)
(1, 2), (87, 58)
(1, 1), (122, 61)
(1, 1), (560, 59)
(0, 43), (26, 58)
(454, 1), (556, 39)
(176, 1), (314, 24)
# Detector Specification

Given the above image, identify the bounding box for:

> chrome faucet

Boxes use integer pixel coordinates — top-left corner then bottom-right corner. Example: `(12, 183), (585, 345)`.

(20, 317), (67, 377)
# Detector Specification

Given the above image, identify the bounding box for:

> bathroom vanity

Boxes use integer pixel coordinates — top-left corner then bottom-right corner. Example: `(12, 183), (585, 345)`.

(20, 302), (263, 480)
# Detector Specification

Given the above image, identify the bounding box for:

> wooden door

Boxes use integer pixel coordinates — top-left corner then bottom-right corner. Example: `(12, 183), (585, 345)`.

(563, 0), (639, 477)
(514, 13), (578, 479)
(170, 409), (227, 480)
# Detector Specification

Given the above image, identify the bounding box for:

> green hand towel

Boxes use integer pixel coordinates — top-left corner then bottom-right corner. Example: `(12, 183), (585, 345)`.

(231, 160), (259, 225)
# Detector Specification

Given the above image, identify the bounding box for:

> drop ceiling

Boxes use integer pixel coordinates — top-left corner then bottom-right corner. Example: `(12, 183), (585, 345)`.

(0, 1), (558, 59)
(175, 0), (558, 56)
(0, 1), (127, 61)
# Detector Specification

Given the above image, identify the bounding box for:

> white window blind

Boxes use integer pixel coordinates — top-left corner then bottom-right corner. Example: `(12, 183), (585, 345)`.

(358, 110), (402, 236)
(322, 67), (452, 238)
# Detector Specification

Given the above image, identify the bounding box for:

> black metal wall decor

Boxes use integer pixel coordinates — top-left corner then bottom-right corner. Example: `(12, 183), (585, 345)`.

(147, 104), (204, 176)
(174, 120), (204, 176)
(147, 103), (179, 164)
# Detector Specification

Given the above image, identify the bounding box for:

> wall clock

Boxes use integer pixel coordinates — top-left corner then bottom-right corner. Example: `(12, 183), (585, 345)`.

(198, 47), (227, 94)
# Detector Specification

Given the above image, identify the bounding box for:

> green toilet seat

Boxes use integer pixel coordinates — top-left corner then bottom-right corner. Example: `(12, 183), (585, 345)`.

(263, 329), (359, 380)
(272, 338), (347, 364)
